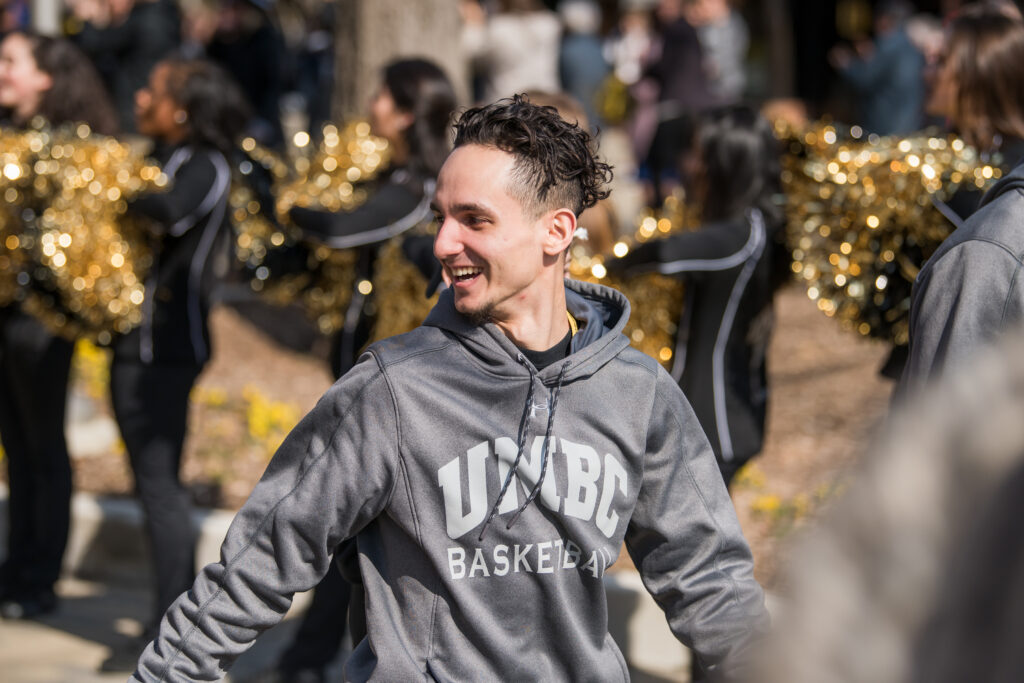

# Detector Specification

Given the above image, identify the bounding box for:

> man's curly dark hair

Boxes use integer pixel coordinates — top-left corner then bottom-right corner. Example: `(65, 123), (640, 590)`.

(453, 94), (613, 217)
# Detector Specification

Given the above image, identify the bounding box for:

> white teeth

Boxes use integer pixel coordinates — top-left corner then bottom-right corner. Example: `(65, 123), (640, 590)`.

(452, 267), (482, 278)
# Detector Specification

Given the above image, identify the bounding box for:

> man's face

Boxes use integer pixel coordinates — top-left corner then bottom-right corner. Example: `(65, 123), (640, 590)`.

(432, 144), (553, 327)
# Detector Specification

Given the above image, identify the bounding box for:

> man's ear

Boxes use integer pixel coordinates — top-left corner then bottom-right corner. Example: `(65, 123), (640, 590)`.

(543, 208), (577, 256)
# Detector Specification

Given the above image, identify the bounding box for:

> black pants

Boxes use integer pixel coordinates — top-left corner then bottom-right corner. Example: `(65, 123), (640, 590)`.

(0, 311), (74, 596)
(279, 559), (353, 673)
(110, 360), (201, 628)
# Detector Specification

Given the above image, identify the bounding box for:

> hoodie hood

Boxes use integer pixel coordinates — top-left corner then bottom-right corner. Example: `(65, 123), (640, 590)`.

(980, 157), (1024, 210)
(422, 278), (633, 382)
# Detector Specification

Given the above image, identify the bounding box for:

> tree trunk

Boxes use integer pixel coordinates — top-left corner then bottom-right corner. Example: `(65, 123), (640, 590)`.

(333, 0), (469, 122)
(31, 0), (63, 35)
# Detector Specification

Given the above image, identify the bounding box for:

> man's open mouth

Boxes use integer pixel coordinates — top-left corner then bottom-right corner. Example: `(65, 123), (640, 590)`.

(451, 266), (483, 283)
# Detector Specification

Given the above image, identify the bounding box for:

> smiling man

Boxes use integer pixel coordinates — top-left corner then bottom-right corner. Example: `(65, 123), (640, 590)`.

(132, 96), (767, 682)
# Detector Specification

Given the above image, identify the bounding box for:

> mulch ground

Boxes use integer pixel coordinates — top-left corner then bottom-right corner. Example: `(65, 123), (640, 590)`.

(62, 282), (894, 589)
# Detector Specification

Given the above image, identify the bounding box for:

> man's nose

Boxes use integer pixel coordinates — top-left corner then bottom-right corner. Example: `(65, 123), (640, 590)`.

(433, 217), (461, 261)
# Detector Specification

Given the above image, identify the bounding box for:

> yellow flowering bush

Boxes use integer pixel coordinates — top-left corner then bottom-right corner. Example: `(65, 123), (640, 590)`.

(72, 339), (111, 401)
(242, 385), (300, 455)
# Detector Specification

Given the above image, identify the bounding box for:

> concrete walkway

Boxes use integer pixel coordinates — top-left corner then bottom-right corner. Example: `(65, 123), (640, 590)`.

(0, 575), (322, 683)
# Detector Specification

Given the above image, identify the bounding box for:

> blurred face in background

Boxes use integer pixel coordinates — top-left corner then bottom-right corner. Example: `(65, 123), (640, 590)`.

(925, 40), (957, 121)
(0, 33), (52, 123)
(135, 62), (187, 143)
(685, 0), (729, 27)
(369, 85), (412, 147)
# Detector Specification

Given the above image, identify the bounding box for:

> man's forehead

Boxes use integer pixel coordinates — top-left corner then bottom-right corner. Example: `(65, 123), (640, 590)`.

(439, 144), (515, 181)
(435, 144), (517, 204)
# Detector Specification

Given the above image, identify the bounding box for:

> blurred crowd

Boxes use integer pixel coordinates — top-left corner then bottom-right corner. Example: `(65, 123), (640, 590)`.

(2, 0), (333, 146)
(0, 0), (993, 209)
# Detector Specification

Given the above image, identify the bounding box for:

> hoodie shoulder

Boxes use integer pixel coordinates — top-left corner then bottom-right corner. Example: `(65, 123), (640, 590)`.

(612, 343), (663, 377)
(934, 184), (1024, 265)
(365, 325), (454, 369)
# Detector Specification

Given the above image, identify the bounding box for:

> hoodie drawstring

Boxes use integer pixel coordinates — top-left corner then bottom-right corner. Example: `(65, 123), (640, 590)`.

(478, 358), (570, 541)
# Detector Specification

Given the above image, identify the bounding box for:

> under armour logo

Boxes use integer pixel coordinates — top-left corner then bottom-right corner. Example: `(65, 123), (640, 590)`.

(529, 399), (550, 418)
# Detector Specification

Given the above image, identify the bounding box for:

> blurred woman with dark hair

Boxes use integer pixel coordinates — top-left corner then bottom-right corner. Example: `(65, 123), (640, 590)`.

(0, 31), (119, 133)
(928, 4), (1024, 222)
(608, 104), (784, 489)
(0, 31), (117, 620)
(99, 57), (248, 671)
(903, 6), (1024, 388)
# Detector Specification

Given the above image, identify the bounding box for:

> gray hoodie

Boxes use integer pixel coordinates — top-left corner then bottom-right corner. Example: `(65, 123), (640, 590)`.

(132, 279), (767, 682)
(904, 161), (1024, 388)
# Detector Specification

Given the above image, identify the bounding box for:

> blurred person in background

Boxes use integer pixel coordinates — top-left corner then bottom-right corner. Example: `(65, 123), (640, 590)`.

(203, 0), (285, 148)
(604, 117), (787, 683)
(685, 0), (748, 104)
(905, 12), (944, 67)
(648, 0), (713, 112)
(0, 0), (30, 32)
(640, 0), (714, 205)
(902, 4), (1024, 388)
(602, 1), (661, 186)
(461, 0), (561, 103)
(607, 105), (785, 496)
(758, 321), (1024, 683)
(288, 58), (457, 379)
(100, 57), (248, 671)
(0, 31), (118, 621)
(924, 1), (1024, 222)
(829, 0), (925, 136)
(603, 0), (656, 88)
(558, 0), (609, 130)
(69, 0), (181, 133)
(286, 0), (334, 139)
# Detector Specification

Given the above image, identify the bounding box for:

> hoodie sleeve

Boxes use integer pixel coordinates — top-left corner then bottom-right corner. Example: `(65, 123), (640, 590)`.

(624, 368), (768, 676)
(131, 354), (400, 682)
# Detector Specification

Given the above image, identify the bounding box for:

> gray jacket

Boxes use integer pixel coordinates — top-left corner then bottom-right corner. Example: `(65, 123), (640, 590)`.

(903, 161), (1024, 388)
(132, 280), (766, 682)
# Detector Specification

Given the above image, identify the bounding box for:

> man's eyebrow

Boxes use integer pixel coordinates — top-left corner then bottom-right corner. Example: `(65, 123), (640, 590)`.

(432, 202), (495, 216)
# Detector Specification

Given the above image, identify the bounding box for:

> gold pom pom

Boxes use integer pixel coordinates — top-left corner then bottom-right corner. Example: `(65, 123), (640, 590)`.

(0, 128), (39, 307)
(778, 121), (994, 345)
(366, 227), (439, 345)
(234, 121), (391, 334)
(1, 123), (163, 343)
